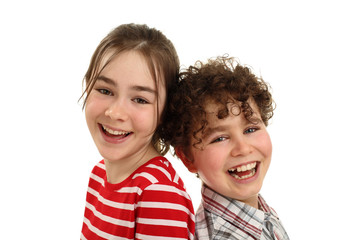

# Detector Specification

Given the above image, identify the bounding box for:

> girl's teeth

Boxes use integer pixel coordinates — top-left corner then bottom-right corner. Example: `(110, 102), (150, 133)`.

(103, 126), (128, 135)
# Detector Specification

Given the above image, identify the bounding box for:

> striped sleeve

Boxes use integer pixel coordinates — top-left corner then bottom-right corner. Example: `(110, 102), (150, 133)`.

(135, 183), (195, 240)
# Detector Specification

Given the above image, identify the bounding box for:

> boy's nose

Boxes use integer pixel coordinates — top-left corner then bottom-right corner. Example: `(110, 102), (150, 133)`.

(231, 137), (253, 157)
(105, 101), (129, 121)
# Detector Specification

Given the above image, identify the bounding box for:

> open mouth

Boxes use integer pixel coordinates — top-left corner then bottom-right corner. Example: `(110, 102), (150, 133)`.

(228, 162), (258, 180)
(101, 125), (132, 139)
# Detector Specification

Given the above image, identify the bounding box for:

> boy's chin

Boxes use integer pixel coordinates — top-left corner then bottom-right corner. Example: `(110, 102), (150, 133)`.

(214, 185), (262, 208)
(233, 192), (261, 208)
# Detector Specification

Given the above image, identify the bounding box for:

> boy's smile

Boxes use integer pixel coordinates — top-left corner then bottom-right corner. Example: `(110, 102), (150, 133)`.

(227, 161), (259, 181)
(183, 100), (272, 208)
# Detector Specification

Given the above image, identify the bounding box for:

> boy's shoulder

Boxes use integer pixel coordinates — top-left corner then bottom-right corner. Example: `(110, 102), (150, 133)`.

(196, 185), (289, 240)
(258, 194), (280, 219)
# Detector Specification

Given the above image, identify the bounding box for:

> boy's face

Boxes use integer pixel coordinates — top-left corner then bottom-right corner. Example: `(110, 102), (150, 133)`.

(184, 100), (272, 208)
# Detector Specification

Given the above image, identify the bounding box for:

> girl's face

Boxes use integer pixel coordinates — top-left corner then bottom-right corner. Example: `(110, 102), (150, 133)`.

(85, 51), (166, 164)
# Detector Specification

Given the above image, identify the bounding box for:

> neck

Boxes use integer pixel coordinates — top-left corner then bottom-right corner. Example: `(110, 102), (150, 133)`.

(241, 194), (259, 209)
(105, 145), (159, 184)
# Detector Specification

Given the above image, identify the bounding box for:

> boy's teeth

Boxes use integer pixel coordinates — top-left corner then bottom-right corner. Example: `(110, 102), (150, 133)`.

(103, 125), (128, 135)
(229, 162), (257, 173)
(231, 169), (256, 180)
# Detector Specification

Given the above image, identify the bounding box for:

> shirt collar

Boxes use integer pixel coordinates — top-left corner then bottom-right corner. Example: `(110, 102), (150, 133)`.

(201, 184), (279, 239)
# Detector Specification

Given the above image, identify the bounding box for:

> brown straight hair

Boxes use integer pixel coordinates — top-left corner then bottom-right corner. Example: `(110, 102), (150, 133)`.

(80, 23), (179, 155)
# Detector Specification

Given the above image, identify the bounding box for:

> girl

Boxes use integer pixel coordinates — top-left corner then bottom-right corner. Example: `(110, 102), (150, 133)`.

(80, 24), (195, 240)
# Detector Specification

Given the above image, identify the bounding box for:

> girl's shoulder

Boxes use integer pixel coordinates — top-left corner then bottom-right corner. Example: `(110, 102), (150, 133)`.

(132, 156), (183, 187)
(90, 160), (106, 179)
(135, 157), (193, 207)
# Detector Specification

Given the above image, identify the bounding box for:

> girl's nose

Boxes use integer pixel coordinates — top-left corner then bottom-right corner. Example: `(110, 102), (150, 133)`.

(105, 101), (129, 121)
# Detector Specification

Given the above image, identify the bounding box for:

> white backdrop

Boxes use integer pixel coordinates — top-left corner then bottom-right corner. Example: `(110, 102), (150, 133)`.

(1, 1), (359, 239)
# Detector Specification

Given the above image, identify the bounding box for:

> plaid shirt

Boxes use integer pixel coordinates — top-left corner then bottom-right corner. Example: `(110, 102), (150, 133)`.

(195, 185), (289, 240)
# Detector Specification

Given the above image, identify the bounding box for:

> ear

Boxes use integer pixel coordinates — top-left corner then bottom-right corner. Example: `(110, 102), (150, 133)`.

(175, 146), (198, 173)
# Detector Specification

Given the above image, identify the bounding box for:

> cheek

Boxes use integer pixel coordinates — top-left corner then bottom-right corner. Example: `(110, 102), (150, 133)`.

(264, 136), (273, 158)
(85, 96), (103, 120)
(85, 106), (99, 134)
(193, 148), (223, 173)
(257, 132), (272, 158)
(84, 100), (95, 123)
(133, 107), (159, 131)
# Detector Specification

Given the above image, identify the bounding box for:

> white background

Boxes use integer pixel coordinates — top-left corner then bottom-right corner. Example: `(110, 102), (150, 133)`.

(1, 0), (359, 239)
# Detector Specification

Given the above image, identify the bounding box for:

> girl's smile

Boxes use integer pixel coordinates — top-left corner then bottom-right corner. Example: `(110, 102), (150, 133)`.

(99, 124), (132, 144)
(85, 50), (166, 182)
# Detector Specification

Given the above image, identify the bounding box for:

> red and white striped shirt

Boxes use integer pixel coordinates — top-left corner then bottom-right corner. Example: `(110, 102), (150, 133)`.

(81, 156), (195, 240)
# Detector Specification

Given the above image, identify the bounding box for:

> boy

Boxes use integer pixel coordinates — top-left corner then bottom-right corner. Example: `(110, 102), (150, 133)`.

(161, 56), (289, 239)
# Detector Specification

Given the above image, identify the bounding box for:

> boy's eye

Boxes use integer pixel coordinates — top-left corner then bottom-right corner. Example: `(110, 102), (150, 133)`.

(133, 98), (149, 104)
(211, 136), (227, 143)
(97, 89), (112, 96)
(244, 127), (258, 134)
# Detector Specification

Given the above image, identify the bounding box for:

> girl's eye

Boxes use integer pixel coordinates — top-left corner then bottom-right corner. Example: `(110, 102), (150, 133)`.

(97, 89), (112, 96)
(211, 136), (227, 143)
(133, 98), (149, 104)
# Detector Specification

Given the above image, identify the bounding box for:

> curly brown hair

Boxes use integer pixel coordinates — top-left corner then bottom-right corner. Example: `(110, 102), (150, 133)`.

(159, 56), (275, 150)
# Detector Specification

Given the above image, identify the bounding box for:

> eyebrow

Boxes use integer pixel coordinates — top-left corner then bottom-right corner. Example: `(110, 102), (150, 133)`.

(97, 76), (117, 86)
(248, 116), (262, 124)
(97, 75), (156, 94)
(202, 115), (263, 139)
(132, 85), (156, 94)
(202, 126), (228, 140)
